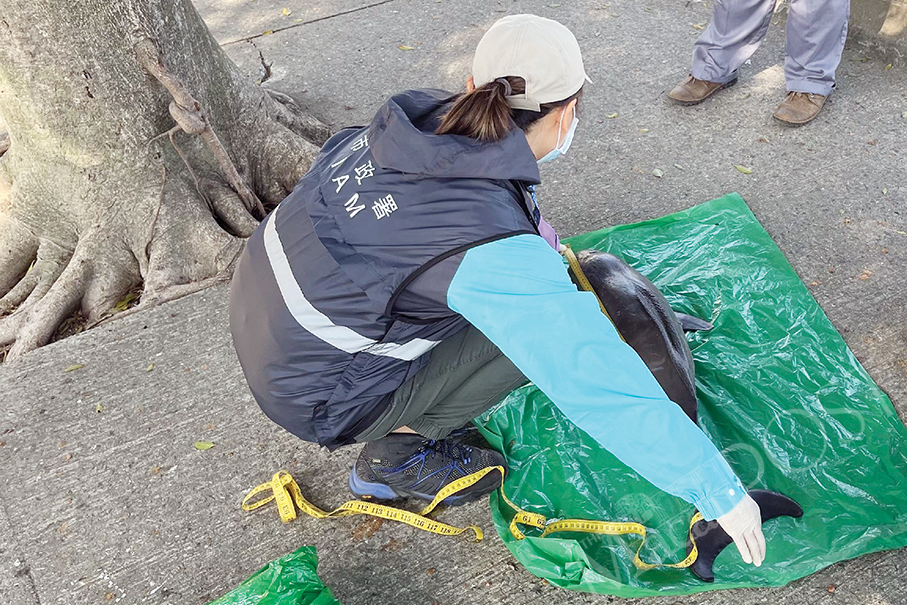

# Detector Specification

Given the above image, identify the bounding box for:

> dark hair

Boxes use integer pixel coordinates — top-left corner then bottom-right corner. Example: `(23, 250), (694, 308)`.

(435, 76), (583, 141)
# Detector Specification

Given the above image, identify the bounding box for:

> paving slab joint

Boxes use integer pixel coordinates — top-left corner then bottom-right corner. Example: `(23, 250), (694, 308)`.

(221, 0), (398, 46)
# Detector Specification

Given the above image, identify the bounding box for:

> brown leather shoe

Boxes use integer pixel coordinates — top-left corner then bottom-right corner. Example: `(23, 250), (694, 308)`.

(772, 92), (827, 125)
(667, 75), (737, 105)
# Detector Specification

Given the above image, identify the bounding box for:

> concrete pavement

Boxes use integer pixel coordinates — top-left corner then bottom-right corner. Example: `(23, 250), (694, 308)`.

(1, 1), (905, 604)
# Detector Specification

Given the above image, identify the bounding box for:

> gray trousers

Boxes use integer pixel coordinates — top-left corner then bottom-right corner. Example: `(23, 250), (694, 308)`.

(354, 325), (528, 442)
(692, 0), (850, 96)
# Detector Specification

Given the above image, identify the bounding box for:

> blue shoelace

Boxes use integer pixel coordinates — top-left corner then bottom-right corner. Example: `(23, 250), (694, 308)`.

(419, 439), (473, 465)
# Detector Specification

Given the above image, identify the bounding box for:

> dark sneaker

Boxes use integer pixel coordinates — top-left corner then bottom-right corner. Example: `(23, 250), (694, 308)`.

(348, 433), (506, 506)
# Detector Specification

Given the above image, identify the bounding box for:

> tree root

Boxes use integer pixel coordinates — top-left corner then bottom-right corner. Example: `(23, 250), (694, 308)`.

(83, 256), (141, 323)
(90, 262), (239, 329)
(199, 178), (259, 237)
(0, 240), (69, 315)
(0, 220), (39, 299)
(251, 121), (321, 207)
(5, 242), (91, 359)
(136, 38), (265, 219)
(265, 89), (332, 145)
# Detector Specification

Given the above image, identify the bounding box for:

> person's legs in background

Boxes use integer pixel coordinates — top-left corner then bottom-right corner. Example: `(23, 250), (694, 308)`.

(670, 0), (777, 104)
(349, 324), (528, 505)
(773, 0), (850, 124)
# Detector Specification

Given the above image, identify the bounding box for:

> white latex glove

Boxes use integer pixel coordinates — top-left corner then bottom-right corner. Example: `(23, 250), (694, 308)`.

(716, 494), (766, 566)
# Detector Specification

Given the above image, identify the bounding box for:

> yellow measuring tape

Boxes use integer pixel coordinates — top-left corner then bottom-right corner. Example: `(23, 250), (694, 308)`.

(242, 467), (702, 570)
(562, 245), (626, 343)
(242, 468), (491, 541)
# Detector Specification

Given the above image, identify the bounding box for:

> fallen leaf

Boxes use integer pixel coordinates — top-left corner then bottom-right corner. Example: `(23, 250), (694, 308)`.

(734, 165), (753, 174)
(262, 30), (274, 36)
(151, 466), (161, 475)
(652, 168), (664, 178)
(95, 403), (103, 413)
(426, 568), (436, 576)
(398, 45), (415, 51)
(146, 363), (155, 372)
(897, 230), (906, 235)
(293, 18), (304, 22)
(281, 7), (291, 15)
(114, 291), (138, 311)
(674, 163), (684, 170)
(885, 63), (893, 70)
(827, 585), (836, 594)
(882, 188), (888, 195)
(638, 128), (649, 133)
(740, 93), (751, 100)
(692, 23), (705, 30)
(64, 364), (84, 372)
(851, 57), (870, 63)
(194, 441), (215, 450)
(859, 270), (871, 280)
(606, 112), (618, 119)
(63, 453), (72, 461)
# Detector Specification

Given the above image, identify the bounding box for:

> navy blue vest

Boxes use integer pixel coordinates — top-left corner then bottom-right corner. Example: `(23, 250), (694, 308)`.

(229, 90), (541, 448)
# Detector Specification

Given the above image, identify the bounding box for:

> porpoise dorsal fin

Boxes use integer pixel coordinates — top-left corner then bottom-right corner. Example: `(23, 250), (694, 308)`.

(675, 312), (714, 332)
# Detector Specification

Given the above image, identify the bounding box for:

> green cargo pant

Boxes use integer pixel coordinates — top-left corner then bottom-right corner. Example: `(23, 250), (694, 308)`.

(353, 325), (528, 442)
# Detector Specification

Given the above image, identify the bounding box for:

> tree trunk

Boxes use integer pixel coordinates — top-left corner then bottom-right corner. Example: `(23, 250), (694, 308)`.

(0, 0), (330, 360)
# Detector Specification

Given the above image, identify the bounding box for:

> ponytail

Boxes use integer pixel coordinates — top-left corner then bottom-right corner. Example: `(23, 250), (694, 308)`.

(436, 76), (584, 142)
(436, 77), (515, 141)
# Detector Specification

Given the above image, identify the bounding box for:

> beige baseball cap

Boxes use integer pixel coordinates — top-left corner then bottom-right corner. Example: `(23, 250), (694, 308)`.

(472, 14), (592, 112)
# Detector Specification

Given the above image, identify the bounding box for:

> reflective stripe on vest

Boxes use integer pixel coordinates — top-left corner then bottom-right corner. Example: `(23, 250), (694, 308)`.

(263, 204), (440, 361)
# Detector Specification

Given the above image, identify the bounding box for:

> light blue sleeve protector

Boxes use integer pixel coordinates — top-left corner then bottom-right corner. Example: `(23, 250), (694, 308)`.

(447, 233), (746, 520)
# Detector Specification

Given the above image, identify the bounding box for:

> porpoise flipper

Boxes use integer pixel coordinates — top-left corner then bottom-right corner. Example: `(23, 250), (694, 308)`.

(675, 312), (714, 332)
(685, 489), (804, 582)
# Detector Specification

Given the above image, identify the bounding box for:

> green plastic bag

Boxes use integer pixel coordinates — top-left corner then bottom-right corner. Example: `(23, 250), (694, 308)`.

(476, 193), (907, 597)
(207, 546), (341, 605)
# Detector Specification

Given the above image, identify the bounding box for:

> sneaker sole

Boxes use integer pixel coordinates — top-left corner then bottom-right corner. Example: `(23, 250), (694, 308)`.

(348, 468), (487, 507)
(668, 78), (738, 106)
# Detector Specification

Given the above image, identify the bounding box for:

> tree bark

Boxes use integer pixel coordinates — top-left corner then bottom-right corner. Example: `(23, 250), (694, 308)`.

(0, 0), (330, 360)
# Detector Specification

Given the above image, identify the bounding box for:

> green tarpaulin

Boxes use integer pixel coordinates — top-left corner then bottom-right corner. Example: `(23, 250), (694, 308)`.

(475, 193), (907, 597)
(208, 546), (340, 605)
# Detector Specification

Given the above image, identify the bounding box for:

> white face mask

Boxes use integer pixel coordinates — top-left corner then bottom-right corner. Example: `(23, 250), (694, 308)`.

(537, 105), (579, 165)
